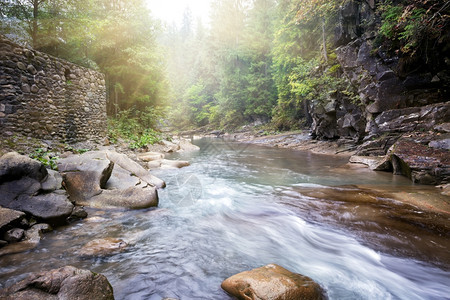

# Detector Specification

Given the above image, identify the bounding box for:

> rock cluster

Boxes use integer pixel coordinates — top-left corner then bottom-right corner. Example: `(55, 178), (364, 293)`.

(222, 264), (326, 300)
(306, 0), (450, 185)
(58, 150), (164, 209)
(0, 152), (84, 253)
(0, 266), (114, 300)
(0, 35), (106, 145)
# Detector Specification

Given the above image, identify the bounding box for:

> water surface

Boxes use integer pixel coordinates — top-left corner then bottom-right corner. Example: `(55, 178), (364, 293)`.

(1, 138), (449, 299)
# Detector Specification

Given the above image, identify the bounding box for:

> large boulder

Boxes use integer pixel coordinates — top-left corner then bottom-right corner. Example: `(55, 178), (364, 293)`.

(89, 187), (158, 209)
(0, 152), (74, 224)
(58, 152), (114, 203)
(221, 264), (326, 300)
(59, 151), (161, 209)
(0, 266), (114, 300)
(0, 152), (47, 183)
(389, 139), (450, 185)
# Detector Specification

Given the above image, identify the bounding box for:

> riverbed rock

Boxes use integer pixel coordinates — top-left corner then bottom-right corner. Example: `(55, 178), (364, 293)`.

(58, 152), (114, 203)
(374, 102), (450, 134)
(148, 159), (191, 170)
(160, 159), (190, 169)
(138, 152), (165, 162)
(221, 264), (326, 300)
(104, 150), (165, 188)
(349, 155), (392, 171)
(0, 177), (73, 224)
(0, 266), (114, 300)
(3, 228), (25, 243)
(389, 139), (450, 185)
(0, 152), (47, 183)
(0, 207), (25, 234)
(79, 237), (128, 257)
(89, 187), (158, 209)
(0, 223), (52, 256)
(40, 169), (63, 192)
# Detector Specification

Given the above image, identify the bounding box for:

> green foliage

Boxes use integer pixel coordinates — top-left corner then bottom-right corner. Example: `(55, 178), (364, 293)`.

(29, 149), (59, 170)
(376, 1), (448, 55)
(108, 108), (164, 149)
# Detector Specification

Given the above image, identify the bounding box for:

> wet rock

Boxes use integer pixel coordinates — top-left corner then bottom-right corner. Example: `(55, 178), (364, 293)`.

(17, 193), (74, 223)
(89, 186), (158, 209)
(221, 264), (326, 300)
(375, 102), (450, 134)
(434, 123), (450, 133)
(389, 139), (450, 185)
(0, 152), (47, 183)
(138, 152), (165, 162)
(40, 169), (63, 192)
(429, 138), (450, 151)
(25, 223), (52, 242)
(349, 155), (392, 171)
(3, 228), (24, 243)
(147, 159), (190, 170)
(0, 224), (52, 256)
(176, 138), (200, 152)
(58, 152), (114, 203)
(105, 164), (144, 190)
(161, 159), (190, 169)
(67, 206), (88, 221)
(104, 150), (165, 188)
(79, 237), (128, 257)
(0, 266), (114, 300)
(0, 207), (25, 233)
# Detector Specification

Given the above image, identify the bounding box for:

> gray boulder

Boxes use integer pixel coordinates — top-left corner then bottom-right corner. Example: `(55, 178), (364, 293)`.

(0, 207), (25, 234)
(90, 187), (158, 209)
(58, 151), (114, 203)
(0, 152), (47, 183)
(0, 266), (114, 300)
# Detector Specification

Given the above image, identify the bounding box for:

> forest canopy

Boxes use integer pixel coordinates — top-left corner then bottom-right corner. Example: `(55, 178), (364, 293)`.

(2, 0), (448, 141)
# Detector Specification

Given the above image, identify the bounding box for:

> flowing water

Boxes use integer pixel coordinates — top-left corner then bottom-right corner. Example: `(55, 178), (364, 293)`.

(1, 138), (449, 299)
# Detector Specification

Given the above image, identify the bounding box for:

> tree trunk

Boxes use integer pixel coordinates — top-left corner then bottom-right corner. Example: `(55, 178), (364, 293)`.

(322, 17), (328, 63)
(32, 0), (39, 48)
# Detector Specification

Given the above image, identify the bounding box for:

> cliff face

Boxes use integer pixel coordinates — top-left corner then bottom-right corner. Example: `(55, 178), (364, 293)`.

(308, 0), (450, 185)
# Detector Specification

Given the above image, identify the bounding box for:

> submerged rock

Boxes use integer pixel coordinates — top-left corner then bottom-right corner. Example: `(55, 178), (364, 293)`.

(79, 237), (128, 257)
(221, 264), (326, 300)
(0, 266), (114, 300)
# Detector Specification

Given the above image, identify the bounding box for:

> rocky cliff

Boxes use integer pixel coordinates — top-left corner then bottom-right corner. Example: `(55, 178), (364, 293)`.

(308, 0), (450, 185)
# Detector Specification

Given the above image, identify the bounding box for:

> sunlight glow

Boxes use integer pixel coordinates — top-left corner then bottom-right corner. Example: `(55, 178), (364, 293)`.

(145, 0), (212, 26)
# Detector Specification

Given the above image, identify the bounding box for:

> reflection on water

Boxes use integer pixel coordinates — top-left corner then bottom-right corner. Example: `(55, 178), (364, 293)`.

(1, 138), (449, 299)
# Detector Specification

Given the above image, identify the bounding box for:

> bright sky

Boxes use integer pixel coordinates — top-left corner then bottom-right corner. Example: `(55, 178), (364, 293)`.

(145, 0), (212, 26)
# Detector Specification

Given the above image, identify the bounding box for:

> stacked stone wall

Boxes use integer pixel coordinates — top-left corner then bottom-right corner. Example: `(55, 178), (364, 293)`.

(0, 36), (107, 144)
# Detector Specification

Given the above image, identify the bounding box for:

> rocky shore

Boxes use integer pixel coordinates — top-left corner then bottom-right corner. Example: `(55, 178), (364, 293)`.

(0, 137), (198, 298)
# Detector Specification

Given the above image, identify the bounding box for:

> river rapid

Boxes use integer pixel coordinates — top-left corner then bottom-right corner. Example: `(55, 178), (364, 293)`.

(1, 138), (449, 299)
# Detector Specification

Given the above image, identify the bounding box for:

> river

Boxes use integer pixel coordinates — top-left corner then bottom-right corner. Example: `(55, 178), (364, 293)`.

(1, 138), (449, 299)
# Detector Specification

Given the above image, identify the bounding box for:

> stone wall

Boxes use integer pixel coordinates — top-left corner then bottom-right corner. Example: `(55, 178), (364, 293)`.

(0, 35), (107, 145)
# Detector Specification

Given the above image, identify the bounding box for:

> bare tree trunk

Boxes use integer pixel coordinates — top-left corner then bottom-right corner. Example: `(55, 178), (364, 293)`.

(32, 0), (39, 48)
(322, 17), (328, 63)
